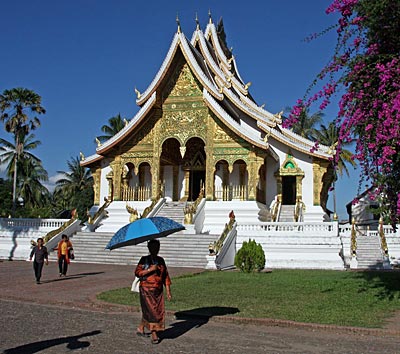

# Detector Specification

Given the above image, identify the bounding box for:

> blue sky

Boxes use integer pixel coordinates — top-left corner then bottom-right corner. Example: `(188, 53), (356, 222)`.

(0, 0), (361, 219)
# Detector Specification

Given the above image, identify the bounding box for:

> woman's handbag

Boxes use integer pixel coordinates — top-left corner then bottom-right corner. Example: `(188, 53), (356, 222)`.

(131, 277), (140, 292)
(68, 248), (75, 260)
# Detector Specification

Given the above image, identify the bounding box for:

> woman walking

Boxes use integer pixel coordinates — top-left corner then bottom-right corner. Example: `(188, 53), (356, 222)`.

(134, 239), (172, 344)
(57, 234), (73, 277)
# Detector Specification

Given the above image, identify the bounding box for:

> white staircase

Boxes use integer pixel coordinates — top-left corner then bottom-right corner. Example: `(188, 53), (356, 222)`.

(155, 202), (186, 224)
(356, 234), (385, 269)
(278, 205), (295, 222)
(60, 231), (219, 268)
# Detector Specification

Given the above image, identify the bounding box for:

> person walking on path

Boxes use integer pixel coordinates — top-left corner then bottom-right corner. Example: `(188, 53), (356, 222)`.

(29, 237), (49, 284)
(134, 239), (172, 344)
(57, 234), (73, 277)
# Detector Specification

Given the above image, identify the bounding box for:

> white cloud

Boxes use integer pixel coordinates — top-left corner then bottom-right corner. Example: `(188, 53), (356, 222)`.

(43, 173), (64, 193)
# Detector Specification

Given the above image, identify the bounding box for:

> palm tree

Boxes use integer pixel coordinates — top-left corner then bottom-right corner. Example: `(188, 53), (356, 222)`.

(313, 122), (357, 214)
(18, 157), (49, 209)
(0, 133), (42, 178)
(285, 106), (324, 140)
(0, 88), (46, 215)
(55, 156), (94, 219)
(96, 113), (126, 144)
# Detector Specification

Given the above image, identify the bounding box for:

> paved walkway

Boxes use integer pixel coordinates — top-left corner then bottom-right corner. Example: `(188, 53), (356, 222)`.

(1, 260), (400, 354)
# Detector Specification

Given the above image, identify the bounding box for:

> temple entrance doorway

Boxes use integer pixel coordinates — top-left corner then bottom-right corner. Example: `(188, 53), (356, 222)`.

(189, 170), (205, 201)
(282, 176), (296, 205)
(183, 137), (206, 202)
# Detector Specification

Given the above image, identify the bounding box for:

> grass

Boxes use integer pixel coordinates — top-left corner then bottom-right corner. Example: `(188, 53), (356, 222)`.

(96, 269), (400, 328)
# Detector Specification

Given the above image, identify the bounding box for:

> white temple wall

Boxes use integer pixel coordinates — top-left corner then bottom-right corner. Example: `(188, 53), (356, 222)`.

(265, 155), (278, 207)
(178, 167), (185, 199)
(270, 139), (315, 207)
(214, 174), (223, 189)
(100, 163), (112, 203)
(163, 165), (174, 200)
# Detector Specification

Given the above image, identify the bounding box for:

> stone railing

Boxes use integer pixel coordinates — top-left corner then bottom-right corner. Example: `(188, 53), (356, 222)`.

(209, 213), (236, 256)
(236, 221), (343, 269)
(86, 197), (112, 231)
(184, 187), (204, 224)
(120, 185), (151, 201)
(236, 221), (337, 235)
(141, 199), (156, 218)
(294, 198), (305, 222)
(378, 218), (389, 256)
(270, 197), (281, 222)
(214, 184), (248, 201)
(0, 218), (68, 231)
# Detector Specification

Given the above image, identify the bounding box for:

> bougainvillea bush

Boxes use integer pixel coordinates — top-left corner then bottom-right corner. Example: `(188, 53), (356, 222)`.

(284, 0), (400, 226)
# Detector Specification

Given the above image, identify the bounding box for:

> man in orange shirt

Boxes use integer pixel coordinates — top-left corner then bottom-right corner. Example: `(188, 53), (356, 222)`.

(57, 234), (73, 277)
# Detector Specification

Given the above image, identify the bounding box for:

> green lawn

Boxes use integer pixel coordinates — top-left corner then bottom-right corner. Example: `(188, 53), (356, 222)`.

(97, 269), (400, 328)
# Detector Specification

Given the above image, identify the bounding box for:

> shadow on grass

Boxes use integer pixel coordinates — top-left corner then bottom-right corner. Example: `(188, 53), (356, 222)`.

(160, 306), (239, 341)
(353, 269), (400, 301)
(3, 330), (101, 353)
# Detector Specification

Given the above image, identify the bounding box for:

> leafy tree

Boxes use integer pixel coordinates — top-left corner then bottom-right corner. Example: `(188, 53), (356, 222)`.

(313, 122), (357, 214)
(285, 107), (324, 140)
(313, 122), (357, 178)
(285, 1), (400, 226)
(55, 156), (94, 221)
(0, 178), (13, 217)
(0, 133), (42, 178)
(18, 157), (49, 209)
(96, 113), (126, 144)
(0, 88), (46, 214)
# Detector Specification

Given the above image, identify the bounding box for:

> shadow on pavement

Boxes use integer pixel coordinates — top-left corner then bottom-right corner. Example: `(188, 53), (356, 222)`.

(160, 306), (239, 341)
(3, 330), (101, 353)
(41, 272), (105, 283)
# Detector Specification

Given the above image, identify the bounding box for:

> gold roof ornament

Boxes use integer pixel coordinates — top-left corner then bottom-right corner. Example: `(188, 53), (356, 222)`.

(260, 103), (266, 109)
(123, 118), (129, 127)
(208, 9), (212, 24)
(244, 81), (252, 90)
(327, 141), (338, 155)
(134, 87), (141, 99)
(263, 130), (271, 143)
(274, 110), (283, 120)
(227, 56), (234, 65)
(176, 13), (181, 33)
(79, 152), (85, 161)
(95, 137), (101, 147)
(195, 13), (200, 30)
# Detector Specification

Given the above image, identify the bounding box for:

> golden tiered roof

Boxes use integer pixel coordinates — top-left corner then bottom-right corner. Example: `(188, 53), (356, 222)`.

(81, 15), (332, 166)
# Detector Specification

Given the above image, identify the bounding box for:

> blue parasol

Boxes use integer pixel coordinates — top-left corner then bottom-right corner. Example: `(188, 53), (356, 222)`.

(105, 216), (185, 250)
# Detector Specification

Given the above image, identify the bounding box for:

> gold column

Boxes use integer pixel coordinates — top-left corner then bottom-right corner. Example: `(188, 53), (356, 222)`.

(91, 167), (101, 205)
(106, 174), (113, 201)
(181, 169), (190, 201)
(247, 153), (264, 201)
(296, 175), (304, 200)
(151, 160), (160, 200)
(111, 158), (122, 201)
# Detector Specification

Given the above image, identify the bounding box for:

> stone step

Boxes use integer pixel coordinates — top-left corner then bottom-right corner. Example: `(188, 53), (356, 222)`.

(66, 230), (219, 268)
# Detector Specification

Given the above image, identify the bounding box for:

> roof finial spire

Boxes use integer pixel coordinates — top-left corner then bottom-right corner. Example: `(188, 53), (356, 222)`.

(208, 9), (213, 24)
(176, 13), (181, 33)
(195, 12), (200, 30)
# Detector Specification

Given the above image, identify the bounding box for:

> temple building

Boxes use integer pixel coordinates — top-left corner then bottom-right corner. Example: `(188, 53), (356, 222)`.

(80, 15), (335, 229)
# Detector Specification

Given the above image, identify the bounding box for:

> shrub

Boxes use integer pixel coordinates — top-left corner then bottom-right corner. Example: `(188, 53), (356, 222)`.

(234, 239), (266, 273)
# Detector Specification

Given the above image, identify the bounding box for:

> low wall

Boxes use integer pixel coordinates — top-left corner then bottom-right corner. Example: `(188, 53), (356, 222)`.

(0, 218), (70, 260)
(236, 222), (344, 269)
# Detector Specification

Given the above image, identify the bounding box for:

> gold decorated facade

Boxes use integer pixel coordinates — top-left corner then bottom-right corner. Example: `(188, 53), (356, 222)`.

(83, 16), (333, 211)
